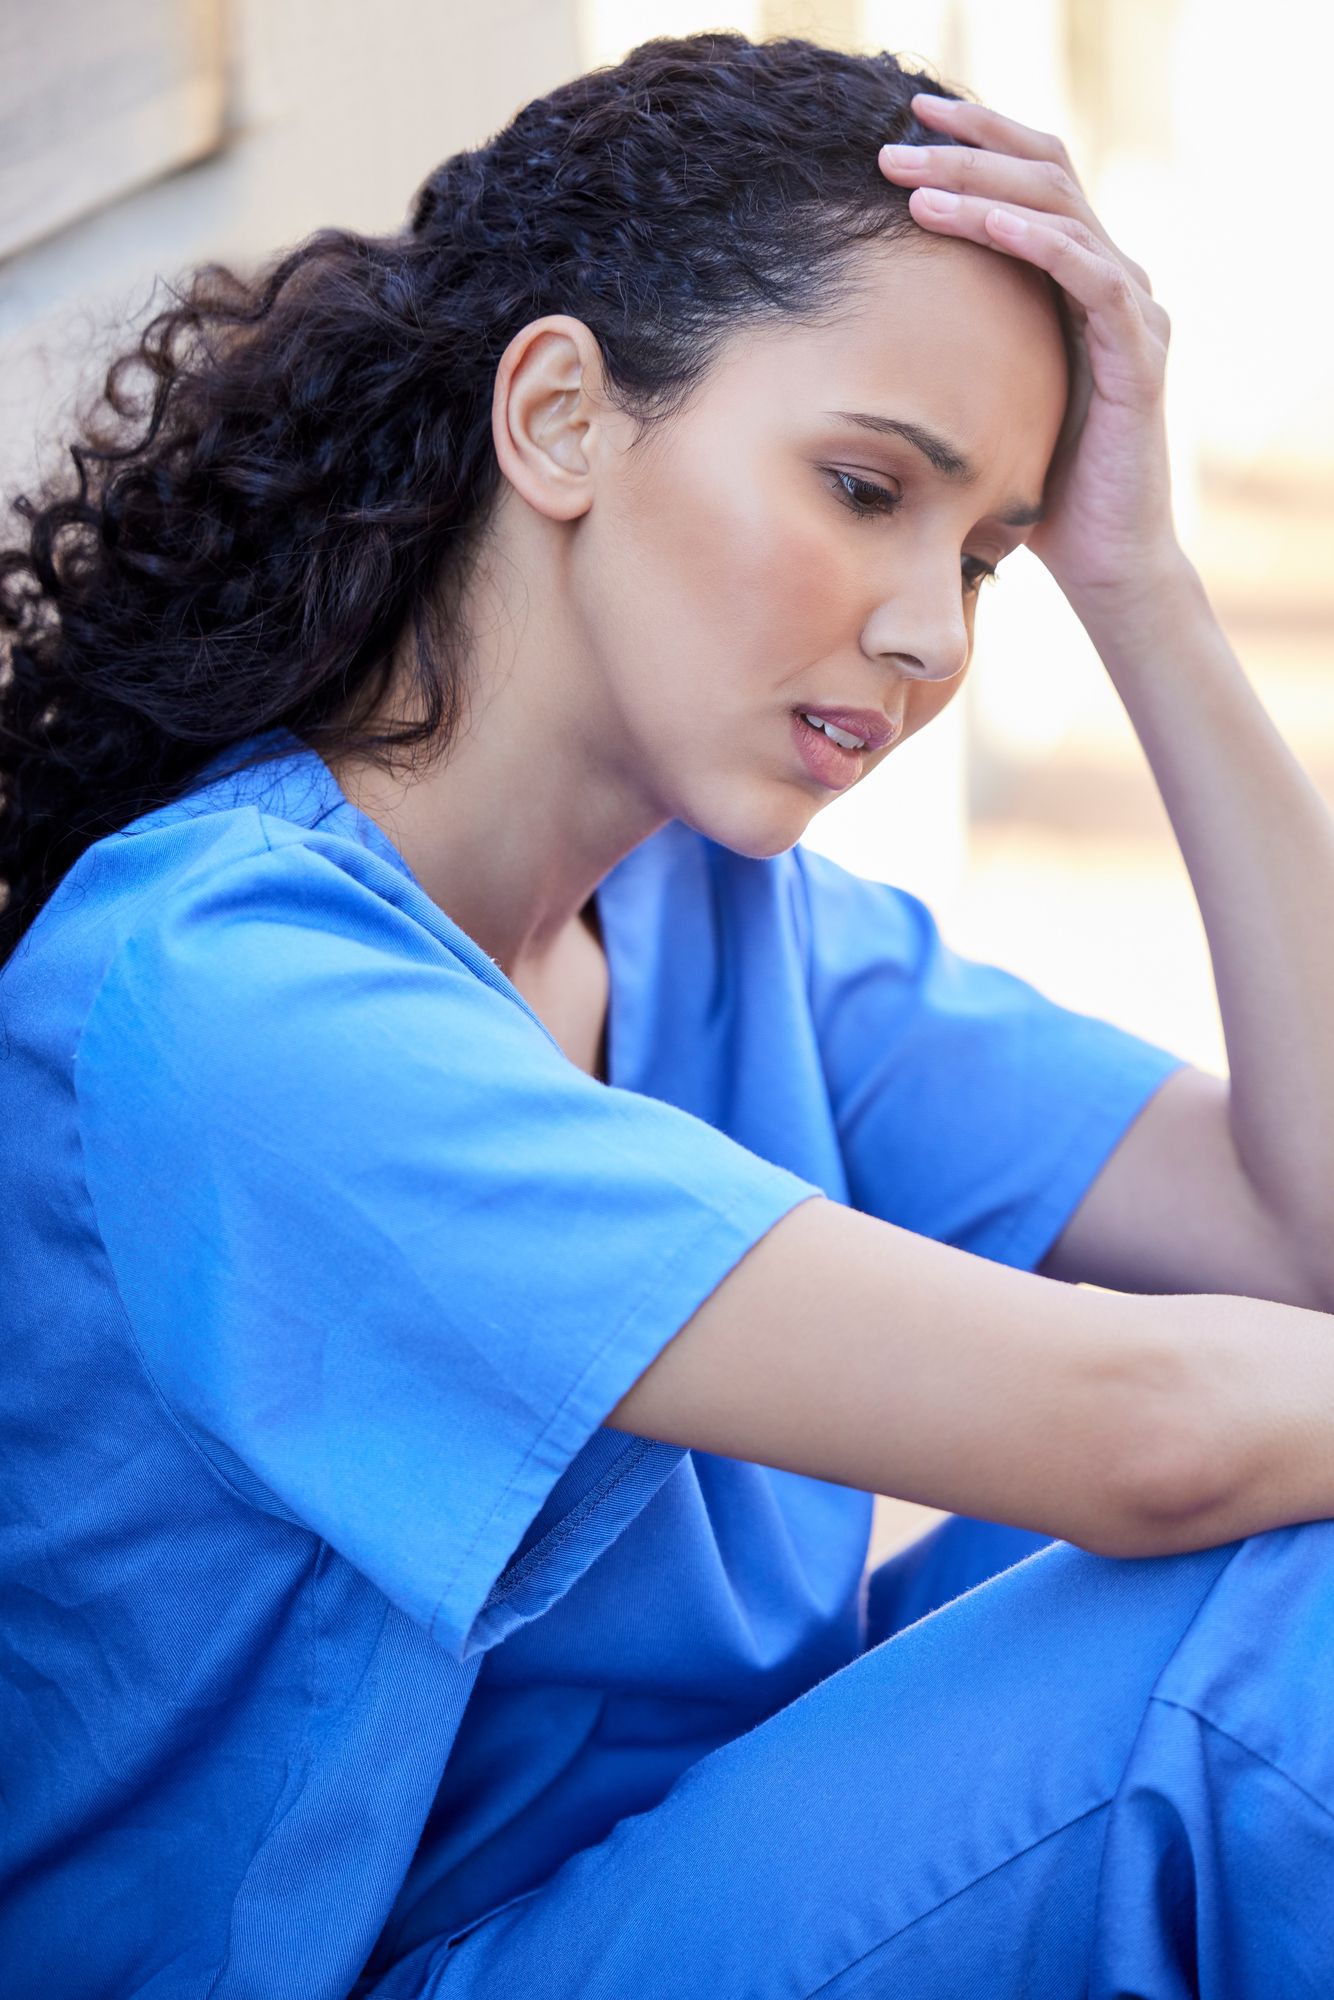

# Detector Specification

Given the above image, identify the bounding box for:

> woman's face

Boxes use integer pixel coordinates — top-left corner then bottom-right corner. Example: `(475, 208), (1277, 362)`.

(564, 234), (1069, 858)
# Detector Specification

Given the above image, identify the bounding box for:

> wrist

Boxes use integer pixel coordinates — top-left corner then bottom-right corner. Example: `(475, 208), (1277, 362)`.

(1059, 547), (1211, 661)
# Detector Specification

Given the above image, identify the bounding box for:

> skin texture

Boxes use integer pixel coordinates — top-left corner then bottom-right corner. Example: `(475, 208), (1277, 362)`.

(341, 95), (1334, 1557)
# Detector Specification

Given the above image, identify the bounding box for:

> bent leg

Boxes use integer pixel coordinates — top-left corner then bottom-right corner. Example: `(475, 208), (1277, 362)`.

(371, 1525), (1334, 1999)
(1093, 1521), (1334, 1999)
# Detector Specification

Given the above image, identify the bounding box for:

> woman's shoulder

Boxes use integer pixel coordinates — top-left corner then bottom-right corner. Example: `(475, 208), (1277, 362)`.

(0, 741), (498, 1055)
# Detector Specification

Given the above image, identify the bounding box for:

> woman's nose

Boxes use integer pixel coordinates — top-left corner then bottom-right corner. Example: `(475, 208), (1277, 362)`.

(858, 585), (970, 684)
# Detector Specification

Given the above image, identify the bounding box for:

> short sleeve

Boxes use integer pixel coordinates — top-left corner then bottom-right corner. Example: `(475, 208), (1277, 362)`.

(76, 823), (812, 1657)
(796, 849), (1182, 1269)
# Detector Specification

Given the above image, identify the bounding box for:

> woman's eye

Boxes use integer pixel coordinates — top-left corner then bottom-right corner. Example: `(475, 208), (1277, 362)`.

(831, 470), (900, 517)
(961, 555), (997, 594)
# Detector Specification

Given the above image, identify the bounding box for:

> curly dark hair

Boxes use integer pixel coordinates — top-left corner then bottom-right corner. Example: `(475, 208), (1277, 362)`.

(0, 33), (963, 961)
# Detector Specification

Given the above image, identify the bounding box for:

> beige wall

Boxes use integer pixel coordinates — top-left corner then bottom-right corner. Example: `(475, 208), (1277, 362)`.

(0, 0), (228, 261)
(0, 0), (583, 498)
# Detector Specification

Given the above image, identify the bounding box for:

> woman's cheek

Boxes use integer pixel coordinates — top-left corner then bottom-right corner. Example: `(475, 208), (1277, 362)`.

(711, 514), (862, 666)
(608, 446), (861, 708)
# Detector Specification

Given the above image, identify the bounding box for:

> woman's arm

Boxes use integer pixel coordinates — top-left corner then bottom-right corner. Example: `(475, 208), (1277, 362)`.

(615, 107), (1334, 1563)
(610, 1195), (1334, 1558)
(879, 99), (1334, 1310)
(1042, 581), (1334, 1308)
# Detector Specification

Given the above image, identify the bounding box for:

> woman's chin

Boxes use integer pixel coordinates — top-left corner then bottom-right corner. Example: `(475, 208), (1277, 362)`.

(682, 789), (822, 862)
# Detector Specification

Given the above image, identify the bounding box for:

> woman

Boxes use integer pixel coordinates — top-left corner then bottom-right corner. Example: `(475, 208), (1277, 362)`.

(2, 33), (1333, 1998)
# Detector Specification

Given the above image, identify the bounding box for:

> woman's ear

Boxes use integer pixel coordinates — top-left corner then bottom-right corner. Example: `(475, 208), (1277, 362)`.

(491, 316), (611, 522)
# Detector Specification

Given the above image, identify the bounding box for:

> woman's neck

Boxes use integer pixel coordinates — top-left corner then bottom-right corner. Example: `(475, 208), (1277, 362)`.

(333, 530), (666, 985)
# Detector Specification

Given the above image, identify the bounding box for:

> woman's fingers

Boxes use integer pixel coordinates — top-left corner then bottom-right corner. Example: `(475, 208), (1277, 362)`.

(909, 91), (1076, 174)
(881, 141), (1089, 231)
(987, 207), (1167, 352)
(981, 211), (1167, 401)
(895, 94), (1155, 298)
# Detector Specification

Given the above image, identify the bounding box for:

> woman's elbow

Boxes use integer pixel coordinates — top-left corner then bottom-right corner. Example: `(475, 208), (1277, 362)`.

(1071, 1331), (1259, 1560)
(1080, 1448), (1244, 1559)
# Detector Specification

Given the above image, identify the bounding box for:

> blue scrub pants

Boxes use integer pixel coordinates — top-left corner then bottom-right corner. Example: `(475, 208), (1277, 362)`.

(371, 1517), (1334, 1997)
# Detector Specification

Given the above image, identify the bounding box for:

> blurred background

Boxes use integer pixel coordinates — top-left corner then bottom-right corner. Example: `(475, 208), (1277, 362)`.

(5, 1), (1333, 1542)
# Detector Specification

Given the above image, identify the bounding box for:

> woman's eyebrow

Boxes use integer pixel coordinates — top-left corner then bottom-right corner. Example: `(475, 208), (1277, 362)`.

(827, 411), (1044, 525)
(828, 410), (973, 480)
(828, 408), (1048, 524)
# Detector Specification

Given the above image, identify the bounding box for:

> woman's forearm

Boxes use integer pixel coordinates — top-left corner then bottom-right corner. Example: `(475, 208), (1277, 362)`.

(609, 1198), (1334, 1559)
(1064, 561), (1334, 1306)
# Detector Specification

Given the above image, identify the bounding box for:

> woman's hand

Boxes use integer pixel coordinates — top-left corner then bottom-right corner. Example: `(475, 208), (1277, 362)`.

(879, 95), (1181, 608)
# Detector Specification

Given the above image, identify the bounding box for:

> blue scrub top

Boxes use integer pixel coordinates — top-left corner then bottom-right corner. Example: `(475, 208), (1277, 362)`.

(0, 742), (1179, 1998)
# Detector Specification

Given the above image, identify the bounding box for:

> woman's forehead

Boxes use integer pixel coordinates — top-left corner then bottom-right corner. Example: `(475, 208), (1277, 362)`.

(685, 238), (1067, 470)
(831, 236), (1064, 390)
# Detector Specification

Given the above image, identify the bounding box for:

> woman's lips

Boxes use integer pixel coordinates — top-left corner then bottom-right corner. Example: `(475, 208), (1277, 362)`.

(800, 707), (897, 753)
(792, 707), (896, 791)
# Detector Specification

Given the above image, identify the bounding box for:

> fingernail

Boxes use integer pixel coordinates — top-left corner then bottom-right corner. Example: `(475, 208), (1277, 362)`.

(882, 143), (929, 165)
(989, 209), (1027, 236)
(917, 188), (961, 214)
